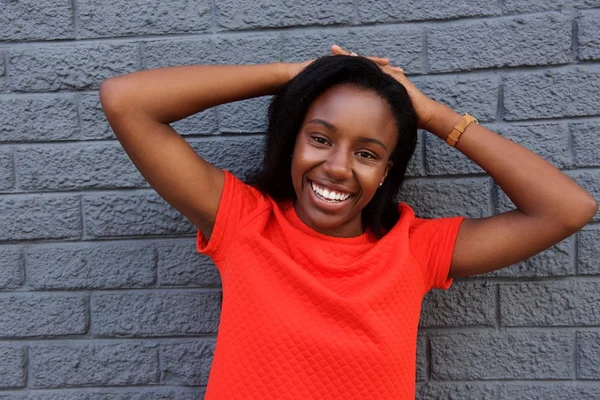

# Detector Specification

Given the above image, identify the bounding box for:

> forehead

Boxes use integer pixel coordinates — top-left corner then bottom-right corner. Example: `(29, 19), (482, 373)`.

(302, 84), (397, 142)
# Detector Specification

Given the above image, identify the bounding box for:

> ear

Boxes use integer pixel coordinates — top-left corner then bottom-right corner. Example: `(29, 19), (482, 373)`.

(383, 160), (393, 181)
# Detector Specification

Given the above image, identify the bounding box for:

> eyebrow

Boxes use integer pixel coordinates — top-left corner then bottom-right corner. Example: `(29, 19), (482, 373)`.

(305, 119), (388, 151)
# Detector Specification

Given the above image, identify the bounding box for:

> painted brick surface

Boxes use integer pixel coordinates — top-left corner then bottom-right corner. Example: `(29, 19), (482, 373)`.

(215, 0), (354, 30)
(431, 331), (573, 379)
(416, 383), (497, 400)
(0, 247), (23, 289)
(78, 0), (211, 38)
(0, 293), (87, 337)
(0, 148), (14, 190)
(160, 340), (215, 385)
(156, 240), (221, 287)
(358, 0), (499, 23)
(30, 343), (159, 388)
(9, 43), (140, 92)
(501, 384), (600, 400)
(503, 67), (600, 120)
(428, 13), (571, 72)
(0, 346), (26, 388)
(92, 291), (221, 337)
(16, 143), (148, 191)
(0, 0), (73, 41)
(579, 10), (600, 61)
(572, 122), (600, 167)
(0, 195), (81, 241)
(500, 281), (600, 326)
(2, 1), (599, 397)
(26, 243), (156, 289)
(0, 97), (79, 142)
(578, 332), (600, 379)
(578, 228), (600, 274)
(420, 281), (496, 327)
(401, 177), (492, 218)
(283, 27), (424, 74)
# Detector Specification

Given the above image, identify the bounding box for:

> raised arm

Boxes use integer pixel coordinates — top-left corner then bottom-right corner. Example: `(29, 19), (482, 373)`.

(99, 63), (290, 239)
(331, 45), (598, 278)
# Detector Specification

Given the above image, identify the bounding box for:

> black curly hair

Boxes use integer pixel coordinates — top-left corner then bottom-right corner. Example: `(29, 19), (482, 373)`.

(247, 55), (418, 237)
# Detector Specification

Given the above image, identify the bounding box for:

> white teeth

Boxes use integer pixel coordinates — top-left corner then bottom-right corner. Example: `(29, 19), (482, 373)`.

(310, 181), (351, 202)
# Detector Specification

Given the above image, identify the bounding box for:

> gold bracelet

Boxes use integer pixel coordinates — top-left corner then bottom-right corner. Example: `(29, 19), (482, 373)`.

(446, 114), (478, 147)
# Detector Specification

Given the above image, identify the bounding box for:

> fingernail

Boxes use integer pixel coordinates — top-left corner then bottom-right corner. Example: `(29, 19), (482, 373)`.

(332, 44), (341, 49)
(350, 52), (358, 56)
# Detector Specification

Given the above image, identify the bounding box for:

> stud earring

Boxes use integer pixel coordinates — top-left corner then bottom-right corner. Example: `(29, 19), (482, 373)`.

(379, 182), (383, 187)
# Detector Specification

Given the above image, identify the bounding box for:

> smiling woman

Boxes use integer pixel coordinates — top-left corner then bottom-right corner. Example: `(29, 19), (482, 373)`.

(99, 48), (597, 400)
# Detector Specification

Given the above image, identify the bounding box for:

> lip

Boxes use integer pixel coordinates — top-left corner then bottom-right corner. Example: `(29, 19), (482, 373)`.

(306, 179), (356, 212)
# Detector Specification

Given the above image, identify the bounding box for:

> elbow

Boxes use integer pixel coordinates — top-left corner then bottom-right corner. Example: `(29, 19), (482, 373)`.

(99, 78), (122, 116)
(564, 195), (598, 232)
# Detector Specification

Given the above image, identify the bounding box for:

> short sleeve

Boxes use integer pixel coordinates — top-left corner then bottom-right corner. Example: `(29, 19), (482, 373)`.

(409, 215), (466, 291)
(196, 170), (270, 261)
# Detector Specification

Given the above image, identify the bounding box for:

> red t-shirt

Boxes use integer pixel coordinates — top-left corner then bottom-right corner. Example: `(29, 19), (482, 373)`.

(197, 171), (465, 399)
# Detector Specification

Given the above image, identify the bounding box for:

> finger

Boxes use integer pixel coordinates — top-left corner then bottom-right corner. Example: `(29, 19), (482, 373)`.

(366, 56), (390, 65)
(331, 44), (351, 55)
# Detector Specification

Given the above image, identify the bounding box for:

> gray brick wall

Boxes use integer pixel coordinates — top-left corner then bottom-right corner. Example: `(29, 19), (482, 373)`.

(1, 1), (599, 398)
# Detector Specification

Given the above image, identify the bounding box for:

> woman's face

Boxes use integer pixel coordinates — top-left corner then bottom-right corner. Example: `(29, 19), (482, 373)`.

(291, 84), (398, 238)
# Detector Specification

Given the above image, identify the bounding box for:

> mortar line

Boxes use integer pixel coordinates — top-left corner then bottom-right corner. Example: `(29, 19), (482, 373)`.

(70, 0), (79, 39)
(572, 15), (580, 63)
(210, 0), (218, 32)
(574, 231), (579, 275)
(425, 333), (432, 381)
(11, 148), (18, 191)
(567, 122), (575, 167)
(495, 283), (501, 329)
(25, 345), (30, 389)
(573, 331), (579, 379)
(353, 0), (359, 25)
(422, 27), (428, 73)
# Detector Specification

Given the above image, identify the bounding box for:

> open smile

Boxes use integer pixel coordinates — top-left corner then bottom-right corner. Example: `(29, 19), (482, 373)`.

(309, 180), (354, 203)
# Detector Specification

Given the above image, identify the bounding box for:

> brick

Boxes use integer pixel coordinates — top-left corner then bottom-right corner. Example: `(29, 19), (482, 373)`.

(424, 130), (485, 176)
(80, 93), (114, 140)
(78, 0), (211, 38)
(578, 228), (600, 274)
(0, 97), (79, 142)
(501, 383), (600, 400)
(358, 0), (499, 23)
(143, 35), (282, 68)
(92, 291), (221, 337)
(420, 281), (496, 328)
(417, 383), (496, 399)
(0, 293), (87, 337)
(157, 240), (221, 287)
(568, 170), (600, 221)
(497, 123), (570, 169)
(428, 13), (571, 73)
(0, 195), (81, 241)
(0, 390), (206, 400)
(171, 109), (219, 136)
(416, 334), (427, 381)
(0, 247), (23, 289)
(484, 236), (575, 278)
(431, 331), (573, 379)
(0, 0), (73, 41)
(406, 131), (425, 177)
(83, 192), (195, 238)
(26, 242), (155, 289)
(30, 343), (158, 388)
(189, 135), (265, 180)
(572, 122), (600, 167)
(579, 11), (600, 61)
(10, 43), (139, 92)
(578, 332), (600, 379)
(283, 27), (424, 74)
(215, 0), (354, 30)
(16, 143), (147, 191)
(0, 346), (25, 388)
(503, 67), (600, 120)
(504, 0), (600, 14)
(401, 177), (492, 218)
(413, 74), (499, 123)
(160, 340), (215, 385)
(501, 281), (600, 326)
(0, 147), (14, 190)
(219, 97), (271, 133)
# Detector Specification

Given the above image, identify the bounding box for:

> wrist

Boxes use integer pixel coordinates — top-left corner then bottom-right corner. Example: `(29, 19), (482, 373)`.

(423, 103), (462, 139)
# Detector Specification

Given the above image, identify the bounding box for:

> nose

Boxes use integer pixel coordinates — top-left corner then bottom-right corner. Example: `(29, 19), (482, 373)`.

(322, 147), (352, 180)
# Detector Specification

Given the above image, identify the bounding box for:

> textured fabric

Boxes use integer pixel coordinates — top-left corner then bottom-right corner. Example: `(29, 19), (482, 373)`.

(197, 171), (465, 400)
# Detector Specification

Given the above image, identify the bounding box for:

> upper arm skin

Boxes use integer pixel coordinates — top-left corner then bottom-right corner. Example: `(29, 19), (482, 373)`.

(100, 78), (224, 239)
(449, 210), (590, 278)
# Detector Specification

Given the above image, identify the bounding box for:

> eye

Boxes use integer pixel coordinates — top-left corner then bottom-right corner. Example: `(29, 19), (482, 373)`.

(356, 151), (377, 159)
(311, 135), (330, 145)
